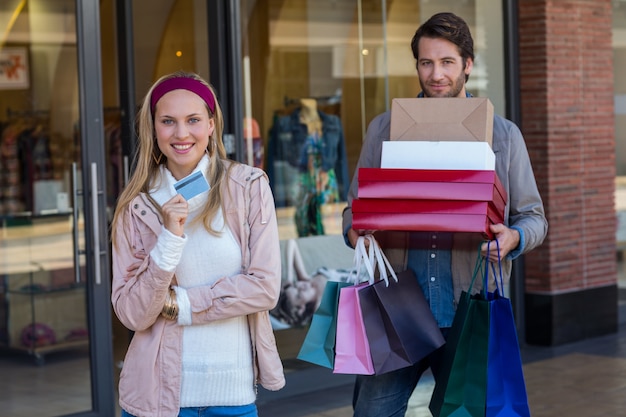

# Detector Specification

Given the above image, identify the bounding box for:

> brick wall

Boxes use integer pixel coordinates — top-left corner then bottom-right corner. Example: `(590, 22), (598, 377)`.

(519, 0), (617, 294)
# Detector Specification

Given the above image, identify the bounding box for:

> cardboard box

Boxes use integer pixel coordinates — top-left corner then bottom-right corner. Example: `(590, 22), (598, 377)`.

(357, 168), (507, 213)
(381, 141), (495, 170)
(389, 98), (494, 146)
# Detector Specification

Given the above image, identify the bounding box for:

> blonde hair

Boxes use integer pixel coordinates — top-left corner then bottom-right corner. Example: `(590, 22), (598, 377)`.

(111, 71), (230, 246)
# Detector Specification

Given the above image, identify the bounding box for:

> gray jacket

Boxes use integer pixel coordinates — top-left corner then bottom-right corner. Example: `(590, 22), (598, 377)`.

(342, 111), (548, 300)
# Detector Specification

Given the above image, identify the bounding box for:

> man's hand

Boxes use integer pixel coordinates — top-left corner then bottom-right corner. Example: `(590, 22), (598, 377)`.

(481, 223), (520, 262)
(347, 227), (376, 249)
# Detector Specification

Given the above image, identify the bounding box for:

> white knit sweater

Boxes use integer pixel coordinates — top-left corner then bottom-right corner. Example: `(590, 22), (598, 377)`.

(149, 156), (255, 407)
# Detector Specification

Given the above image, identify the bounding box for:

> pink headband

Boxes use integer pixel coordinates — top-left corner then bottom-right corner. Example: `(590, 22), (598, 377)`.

(150, 77), (216, 114)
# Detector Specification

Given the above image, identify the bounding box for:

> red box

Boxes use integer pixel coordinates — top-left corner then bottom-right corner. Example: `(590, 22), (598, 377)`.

(352, 212), (496, 238)
(353, 199), (504, 222)
(352, 198), (503, 238)
(357, 168), (507, 213)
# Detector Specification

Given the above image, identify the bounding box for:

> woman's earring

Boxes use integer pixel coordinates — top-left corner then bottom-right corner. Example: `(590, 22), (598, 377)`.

(153, 152), (163, 165)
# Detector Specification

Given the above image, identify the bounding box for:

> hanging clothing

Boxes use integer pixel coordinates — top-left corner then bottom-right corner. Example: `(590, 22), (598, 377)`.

(266, 107), (348, 208)
(294, 132), (340, 236)
(18, 126), (53, 212)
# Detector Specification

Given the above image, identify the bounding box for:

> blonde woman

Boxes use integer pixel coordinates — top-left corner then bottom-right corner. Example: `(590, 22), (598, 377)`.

(111, 71), (284, 417)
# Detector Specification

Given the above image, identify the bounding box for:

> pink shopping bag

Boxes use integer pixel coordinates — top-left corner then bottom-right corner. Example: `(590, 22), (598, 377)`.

(333, 281), (375, 375)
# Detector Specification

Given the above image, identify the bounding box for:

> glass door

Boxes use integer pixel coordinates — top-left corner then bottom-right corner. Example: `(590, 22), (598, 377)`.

(101, 0), (213, 414)
(0, 0), (115, 416)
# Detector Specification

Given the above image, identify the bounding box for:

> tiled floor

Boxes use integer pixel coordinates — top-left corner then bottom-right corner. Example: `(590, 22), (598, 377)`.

(1, 313), (625, 417)
(258, 320), (626, 417)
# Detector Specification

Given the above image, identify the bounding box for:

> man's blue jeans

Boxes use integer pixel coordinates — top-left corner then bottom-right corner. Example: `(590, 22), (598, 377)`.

(352, 330), (448, 417)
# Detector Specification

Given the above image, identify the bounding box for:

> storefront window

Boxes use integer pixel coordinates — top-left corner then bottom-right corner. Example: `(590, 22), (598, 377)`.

(240, 0), (506, 349)
(0, 1), (95, 415)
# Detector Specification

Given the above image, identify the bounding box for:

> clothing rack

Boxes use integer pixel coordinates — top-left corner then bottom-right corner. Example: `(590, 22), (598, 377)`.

(103, 106), (121, 112)
(6, 108), (50, 119)
(283, 93), (342, 108)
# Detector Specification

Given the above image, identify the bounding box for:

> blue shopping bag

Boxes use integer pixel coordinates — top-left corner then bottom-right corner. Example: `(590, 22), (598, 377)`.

(297, 280), (350, 368)
(485, 249), (530, 417)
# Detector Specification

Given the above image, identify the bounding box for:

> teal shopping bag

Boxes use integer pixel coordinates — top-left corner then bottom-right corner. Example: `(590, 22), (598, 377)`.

(429, 289), (471, 416)
(438, 294), (490, 416)
(297, 280), (350, 368)
(430, 243), (491, 417)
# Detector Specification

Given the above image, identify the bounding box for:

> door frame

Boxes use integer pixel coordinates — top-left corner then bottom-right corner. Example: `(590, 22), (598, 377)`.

(75, 1), (116, 415)
(208, 0), (245, 162)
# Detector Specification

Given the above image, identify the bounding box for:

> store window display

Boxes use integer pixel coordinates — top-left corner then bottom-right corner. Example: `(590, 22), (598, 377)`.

(241, 1), (509, 369)
(243, 117), (264, 169)
(0, 113), (56, 214)
(266, 97), (348, 237)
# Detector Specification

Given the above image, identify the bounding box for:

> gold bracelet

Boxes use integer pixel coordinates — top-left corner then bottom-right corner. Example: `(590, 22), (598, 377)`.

(161, 288), (179, 320)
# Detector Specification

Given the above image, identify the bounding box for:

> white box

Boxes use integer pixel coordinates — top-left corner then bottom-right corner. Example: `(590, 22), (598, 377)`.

(381, 141), (496, 170)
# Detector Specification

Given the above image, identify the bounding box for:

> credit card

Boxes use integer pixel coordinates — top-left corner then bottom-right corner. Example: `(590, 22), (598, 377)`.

(174, 171), (209, 200)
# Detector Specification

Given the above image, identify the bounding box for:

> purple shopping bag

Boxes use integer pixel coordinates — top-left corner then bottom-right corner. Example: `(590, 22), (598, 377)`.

(359, 269), (445, 375)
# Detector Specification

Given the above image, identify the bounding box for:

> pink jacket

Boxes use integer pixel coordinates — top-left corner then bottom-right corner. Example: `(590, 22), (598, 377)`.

(111, 161), (285, 417)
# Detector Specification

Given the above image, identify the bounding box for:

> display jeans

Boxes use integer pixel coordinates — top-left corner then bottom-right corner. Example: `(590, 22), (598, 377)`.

(352, 328), (449, 417)
(121, 403), (257, 417)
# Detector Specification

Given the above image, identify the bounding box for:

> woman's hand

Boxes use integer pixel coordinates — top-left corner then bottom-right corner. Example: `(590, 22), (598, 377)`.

(162, 194), (188, 237)
(124, 250), (147, 281)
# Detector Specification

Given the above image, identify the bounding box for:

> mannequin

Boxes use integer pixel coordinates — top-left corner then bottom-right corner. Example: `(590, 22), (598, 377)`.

(266, 98), (348, 208)
(299, 98), (322, 135)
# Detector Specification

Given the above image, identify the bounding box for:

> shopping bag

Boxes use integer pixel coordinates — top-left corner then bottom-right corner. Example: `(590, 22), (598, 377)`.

(485, 292), (530, 417)
(429, 242), (493, 417)
(296, 279), (350, 368)
(429, 247), (484, 416)
(430, 241), (530, 417)
(438, 293), (490, 417)
(357, 236), (445, 375)
(333, 282), (375, 375)
(333, 235), (377, 374)
(485, 247), (531, 417)
(297, 234), (375, 369)
(359, 269), (445, 375)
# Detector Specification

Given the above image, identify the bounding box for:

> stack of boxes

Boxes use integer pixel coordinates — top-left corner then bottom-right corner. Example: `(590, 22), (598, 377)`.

(352, 98), (506, 239)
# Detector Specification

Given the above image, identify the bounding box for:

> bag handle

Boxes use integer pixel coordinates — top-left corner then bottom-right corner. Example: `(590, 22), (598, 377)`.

(466, 242), (486, 302)
(367, 234), (398, 286)
(349, 234), (398, 286)
(484, 239), (504, 297)
(350, 235), (376, 284)
(466, 239), (505, 301)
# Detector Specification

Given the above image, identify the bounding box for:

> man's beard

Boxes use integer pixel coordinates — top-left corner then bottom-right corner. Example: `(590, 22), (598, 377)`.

(419, 71), (466, 98)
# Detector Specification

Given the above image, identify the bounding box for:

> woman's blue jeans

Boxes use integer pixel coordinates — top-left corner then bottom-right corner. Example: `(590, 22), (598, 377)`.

(121, 403), (257, 417)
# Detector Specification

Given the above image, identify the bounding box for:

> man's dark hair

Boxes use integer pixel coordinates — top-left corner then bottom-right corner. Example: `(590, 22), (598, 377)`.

(410, 12), (475, 80)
